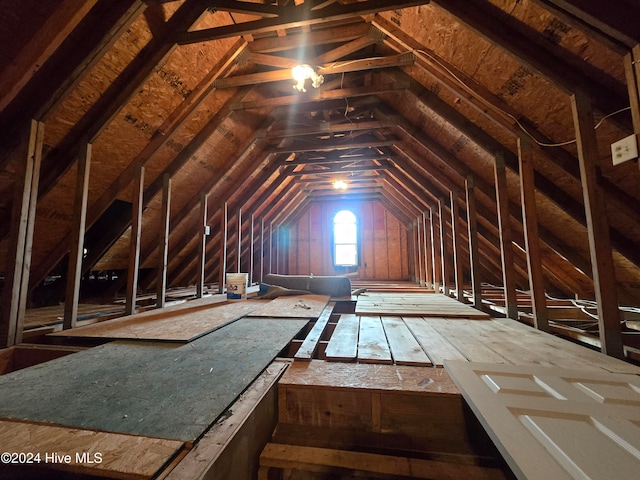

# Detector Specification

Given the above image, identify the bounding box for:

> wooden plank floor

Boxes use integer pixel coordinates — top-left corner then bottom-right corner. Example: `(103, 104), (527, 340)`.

(355, 292), (490, 318)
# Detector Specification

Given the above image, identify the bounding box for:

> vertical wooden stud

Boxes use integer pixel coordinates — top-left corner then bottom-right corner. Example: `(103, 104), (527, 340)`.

(250, 213), (255, 285)
(423, 212), (432, 288)
(0, 120), (44, 347)
(429, 208), (441, 291)
(156, 173), (171, 308)
(237, 207), (242, 273)
(196, 192), (208, 298)
(624, 45), (640, 140)
(466, 175), (482, 309)
(438, 197), (450, 296)
(571, 90), (624, 358)
(450, 190), (465, 302)
(219, 201), (228, 294)
(518, 136), (549, 332)
(494, 152), (519, 320)
(63, 141), (92, 329)
(260, 217), (265, 282)
(125, 164), (144, 316)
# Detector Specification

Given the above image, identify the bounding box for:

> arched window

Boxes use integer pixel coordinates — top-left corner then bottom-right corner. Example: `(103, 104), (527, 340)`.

(333, 209), (358, 266)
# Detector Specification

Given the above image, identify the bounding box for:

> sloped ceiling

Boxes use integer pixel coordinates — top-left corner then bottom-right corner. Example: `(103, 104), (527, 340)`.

(1, 0), (640, 304)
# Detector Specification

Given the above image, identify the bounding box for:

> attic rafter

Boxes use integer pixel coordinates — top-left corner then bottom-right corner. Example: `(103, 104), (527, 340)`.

(177, 0), (432, 45)
(213, 53), (415, 88)
(259, 119), (397, 138)
(430, 0), (630, 127)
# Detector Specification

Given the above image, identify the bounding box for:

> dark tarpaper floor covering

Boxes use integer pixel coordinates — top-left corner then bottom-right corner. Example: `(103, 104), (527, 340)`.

(0, 318), (306, 441)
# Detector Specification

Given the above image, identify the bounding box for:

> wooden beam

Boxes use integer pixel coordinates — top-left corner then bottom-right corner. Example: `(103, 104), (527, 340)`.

(423, 212), (433, 288)
(237, 208), (243, 273)
(0, 0), (99, 113)
(249, 214), (255, 285)
(125, 164), (144, 316)
(571, 90), (624, 359)
(429, 208), (441, 290)
(260, 217), (265, 282)
(517, 137), (549, 332)
(156, 174), (171, 308)
(466, 175), (482, 309)
(63, 141), (92, 330)
(213, 54), (414, 88)
(177, 0), (431, 44)
(0, 120), (44, 347)
(450, 190), (465, 302)
(438, 198), (450, 296)
(493, 153), (519, 320)
(219, 202), (228, 294)
(197, 192), (208, 298)
(624, 45), (640, 144)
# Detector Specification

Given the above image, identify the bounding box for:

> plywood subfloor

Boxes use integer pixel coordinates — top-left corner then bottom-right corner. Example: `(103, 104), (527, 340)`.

(0, 318), (307, 442)
(248, 294), (329, 319)
(24, 303), (125, 329)
(0, 420), (184, 479)
(49, 300), (261, 342)
(355, 292), (490, 318)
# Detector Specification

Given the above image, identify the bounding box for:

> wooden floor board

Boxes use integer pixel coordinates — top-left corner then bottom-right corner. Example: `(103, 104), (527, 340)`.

(380, 316), (432, 366)
(357, 316), (393, 364)
(356, 293), (489, 318)
(294, 305), (334, 361)
(325, 314), (359, 362)
(402, 317), (467, 367)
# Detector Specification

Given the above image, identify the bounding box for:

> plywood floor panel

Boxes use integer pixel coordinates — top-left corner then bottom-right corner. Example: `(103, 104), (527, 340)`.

(248, 295), (330, 319)
(0, 318), (307, 442)
(49, 301), (261, 342)
(0, 420), (183, 479)
(356, 293), (489, 318)
(401, 317), (466, 367)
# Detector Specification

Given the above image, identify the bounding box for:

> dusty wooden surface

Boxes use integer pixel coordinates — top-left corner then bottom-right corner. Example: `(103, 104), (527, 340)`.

(49, 299), (261, 342)
(355, 292), (490, 318)
(248, 294), (330, 319)
(0, 419), (184, 479)
(0, 318), (306, 441)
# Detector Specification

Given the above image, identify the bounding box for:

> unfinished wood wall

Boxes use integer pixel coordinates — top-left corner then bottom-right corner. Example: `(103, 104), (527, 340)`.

(286, 201), (409, 280)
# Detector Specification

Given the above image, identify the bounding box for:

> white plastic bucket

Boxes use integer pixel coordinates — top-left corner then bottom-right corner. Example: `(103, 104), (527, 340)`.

(226, 273), (248, 300)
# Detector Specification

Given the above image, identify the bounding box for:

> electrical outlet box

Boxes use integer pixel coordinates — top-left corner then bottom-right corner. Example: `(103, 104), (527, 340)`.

(611, 134), (638, 165)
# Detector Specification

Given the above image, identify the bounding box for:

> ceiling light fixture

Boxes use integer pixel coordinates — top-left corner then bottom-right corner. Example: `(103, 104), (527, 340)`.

(333, 180), (347, 190)
(292, 64), (324, 92)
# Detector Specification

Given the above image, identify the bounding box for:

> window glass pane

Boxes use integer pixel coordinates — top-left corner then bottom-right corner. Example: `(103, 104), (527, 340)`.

(335, 244), (357, 265)
(334, 210), (356, 224)
(334, 224), (356, 243)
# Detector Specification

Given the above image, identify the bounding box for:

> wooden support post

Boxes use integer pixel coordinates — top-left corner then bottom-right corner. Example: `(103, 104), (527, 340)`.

(517, 137), (548, 332)
(196, 192), (208, 299)
(156, 173), (171, 308)
(429, 208), (441, 291)
(269, 221), (274, 274)
(438, 197), (450, 296)
(417, 219), (425, 286)
(494, 152), (519, 320)
(63, 141), (92, 329)
(450, 190), (465, 302)
(624, 45), (640, 144)
(571, 90), (624, 358)
(237, 207), (242, 273)
(466, 175), (482, 309)
(275, 225), (280, 274)
(250, 213), (255, 285)
(0, 120), (44, 347)
(423, 212), (432, 288)
(125, 164), (144, 316)
(218, 201), (228, 294)
(260, 217), (265, 282)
